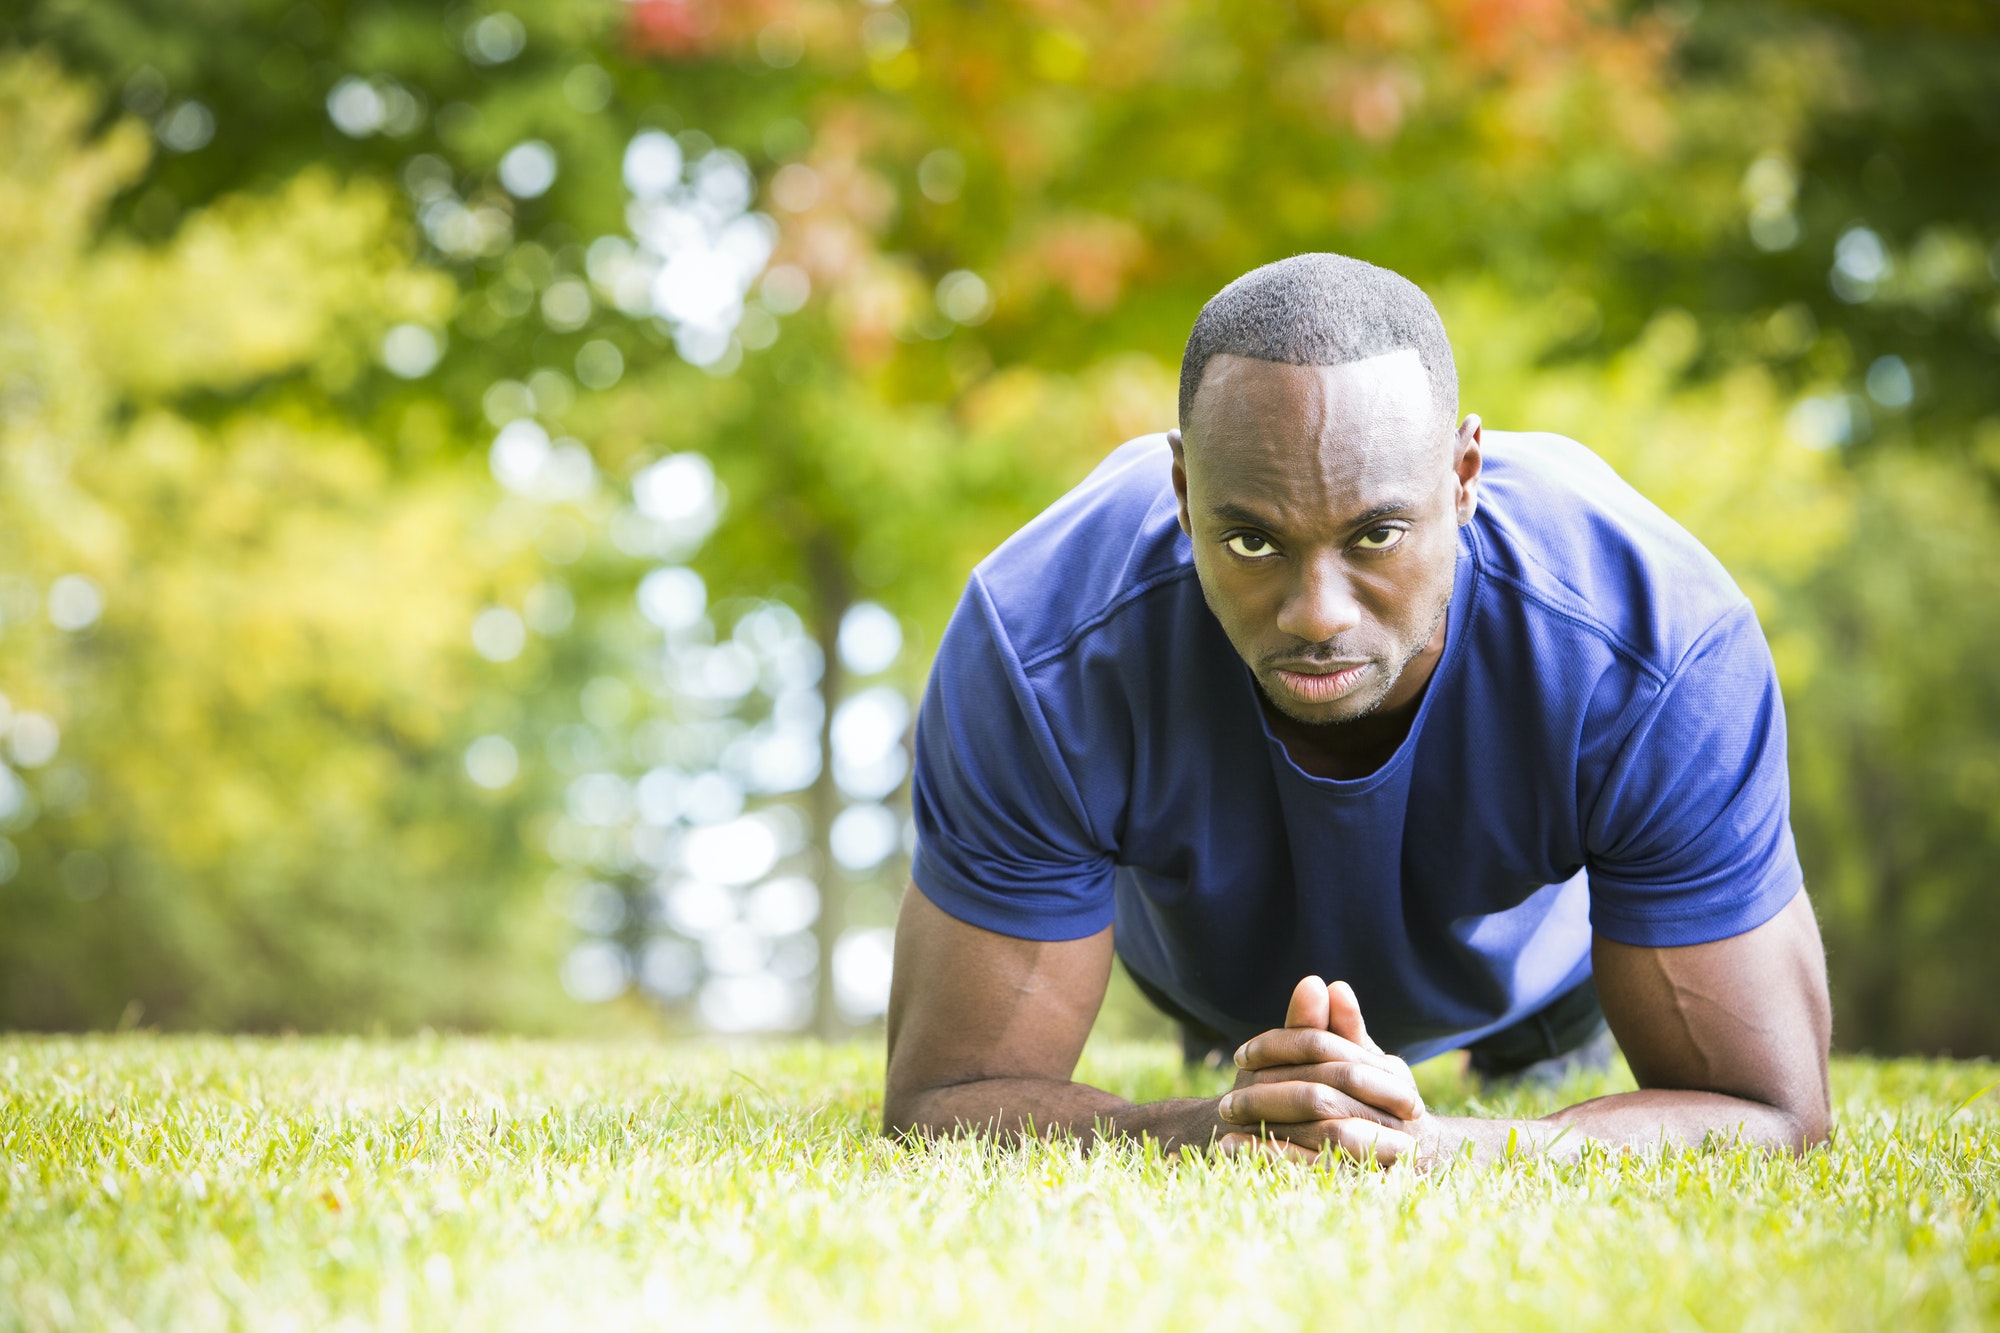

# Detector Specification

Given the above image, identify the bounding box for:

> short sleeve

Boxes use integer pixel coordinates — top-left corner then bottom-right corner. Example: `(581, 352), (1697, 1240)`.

(908, 574), (1117, 941)
(1584, 603), (1804, 947)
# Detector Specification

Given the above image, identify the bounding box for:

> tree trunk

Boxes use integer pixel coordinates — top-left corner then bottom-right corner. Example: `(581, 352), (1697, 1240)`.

(1852, 726), (1905, 1054)
(807, 534), (850, 1040)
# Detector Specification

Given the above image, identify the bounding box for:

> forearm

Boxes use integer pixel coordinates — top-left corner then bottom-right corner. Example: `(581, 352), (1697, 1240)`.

(1422, 1088), (1825, 1167)
(885, 1078), (1226, 1153)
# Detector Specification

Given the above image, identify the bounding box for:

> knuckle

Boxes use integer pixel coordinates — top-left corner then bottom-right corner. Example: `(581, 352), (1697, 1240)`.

(1324, 1061), (1362, 1093)
(1291, 1031), (1333, 1062)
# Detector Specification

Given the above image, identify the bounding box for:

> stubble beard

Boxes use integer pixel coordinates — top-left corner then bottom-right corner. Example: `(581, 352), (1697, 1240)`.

(1256, 579), (1453, 730)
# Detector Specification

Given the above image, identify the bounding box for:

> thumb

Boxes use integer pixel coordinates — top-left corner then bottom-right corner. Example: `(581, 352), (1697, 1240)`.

(1329, 979), (1383, 1054)
(1285, 975), (1331, 1031)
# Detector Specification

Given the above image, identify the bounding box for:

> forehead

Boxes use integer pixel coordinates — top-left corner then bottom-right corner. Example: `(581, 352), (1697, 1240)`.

(1185, 350), (1441, 521)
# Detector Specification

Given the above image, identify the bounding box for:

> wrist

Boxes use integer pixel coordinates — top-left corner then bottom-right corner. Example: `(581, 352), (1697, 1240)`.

(1096, 1096), (1230, 1154)
(1410, 1112), (1479, 1170)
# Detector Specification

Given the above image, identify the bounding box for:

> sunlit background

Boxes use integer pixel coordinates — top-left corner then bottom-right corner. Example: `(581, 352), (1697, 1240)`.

(1, 0), (1997, 1054)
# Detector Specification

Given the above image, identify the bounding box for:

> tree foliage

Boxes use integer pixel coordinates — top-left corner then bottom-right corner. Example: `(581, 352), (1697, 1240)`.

(1, 0), (1997, 1052)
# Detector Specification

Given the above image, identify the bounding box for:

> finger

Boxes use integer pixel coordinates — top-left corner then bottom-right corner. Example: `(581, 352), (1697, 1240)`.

(1235, 1028), (1403, 1076)
(1218, 1080), (1406, 1130)
(1315, 1117), (1416, 1168)
(1284, 975), (1331, 1032)
(1215, 1132), (1318, 1164)
(1329, 980), (1383, 1055)
(1236, 1061), (1424, 1121)
(1245, 1118), (1418, 1168)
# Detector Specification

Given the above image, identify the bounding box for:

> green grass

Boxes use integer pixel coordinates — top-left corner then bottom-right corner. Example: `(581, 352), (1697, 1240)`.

(1, 1036), (1995, 1331)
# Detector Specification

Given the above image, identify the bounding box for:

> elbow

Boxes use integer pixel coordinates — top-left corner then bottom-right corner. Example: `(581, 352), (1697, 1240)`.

(879, 1097), (917, 1140)
(879, 1079), (935, 1141)
(880, 1108), (925, 1141)
(1777, 1088), (1831, 1154)
(1789, 1104), (1831, 1154)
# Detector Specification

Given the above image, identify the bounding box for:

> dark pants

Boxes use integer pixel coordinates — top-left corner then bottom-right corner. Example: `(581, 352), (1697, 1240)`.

(1127, 965), (1608, 1080)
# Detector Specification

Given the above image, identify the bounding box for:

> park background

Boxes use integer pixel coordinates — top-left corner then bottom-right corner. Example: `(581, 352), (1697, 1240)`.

(1, 0), (1997, 1059)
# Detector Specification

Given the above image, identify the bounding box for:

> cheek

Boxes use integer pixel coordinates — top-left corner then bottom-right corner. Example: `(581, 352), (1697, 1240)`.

(1192, 554), (1269, 636)
(1357, 546), (1451, 628)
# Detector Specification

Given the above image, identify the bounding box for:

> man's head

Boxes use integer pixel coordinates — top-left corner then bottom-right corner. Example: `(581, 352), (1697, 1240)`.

(1171, 254), (1482, 728)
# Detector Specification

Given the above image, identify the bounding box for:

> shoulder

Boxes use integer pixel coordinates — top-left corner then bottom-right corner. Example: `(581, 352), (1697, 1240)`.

(969, 433), (1194, 671)
(1471, 431), (1752, 680)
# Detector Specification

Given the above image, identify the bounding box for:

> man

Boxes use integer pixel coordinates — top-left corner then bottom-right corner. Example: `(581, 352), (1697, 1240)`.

(883, 254), (1831, 1166)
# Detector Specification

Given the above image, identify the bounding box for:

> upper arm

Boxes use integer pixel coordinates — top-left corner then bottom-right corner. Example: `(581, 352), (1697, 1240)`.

(1585, 605), (1802, 948)
(1593, 888), (1832, 1144)
(909, 577), (1117, 941)
(883, 883), (1113, 1133)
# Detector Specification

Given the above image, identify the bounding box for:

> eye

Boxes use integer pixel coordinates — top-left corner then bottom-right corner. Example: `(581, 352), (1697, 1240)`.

(1353, 527), (1405, 551)
(1225, 533), (1279, 559)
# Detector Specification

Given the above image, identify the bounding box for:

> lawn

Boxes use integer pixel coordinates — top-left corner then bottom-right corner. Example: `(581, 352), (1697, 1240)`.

(1, 1035), (1994, 1331)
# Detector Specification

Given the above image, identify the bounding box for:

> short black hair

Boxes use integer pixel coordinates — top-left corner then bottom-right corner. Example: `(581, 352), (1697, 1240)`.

(1177, 253), (1458, 436)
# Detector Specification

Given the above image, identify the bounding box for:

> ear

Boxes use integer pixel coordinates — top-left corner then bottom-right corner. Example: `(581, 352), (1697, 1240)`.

(1452, 414), (1483, 527)
(1168, 428), (1194, 538)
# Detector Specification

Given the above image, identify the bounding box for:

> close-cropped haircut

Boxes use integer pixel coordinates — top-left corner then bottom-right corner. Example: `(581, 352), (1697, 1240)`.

(1177, 253), (1458, 436)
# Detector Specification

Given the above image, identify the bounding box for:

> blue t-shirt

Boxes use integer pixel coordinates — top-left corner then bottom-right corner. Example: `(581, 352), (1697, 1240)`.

(909, 431), (1803, 1063)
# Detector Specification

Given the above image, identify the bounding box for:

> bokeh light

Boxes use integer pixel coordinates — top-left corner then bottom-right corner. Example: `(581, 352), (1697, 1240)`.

(833, 927), (896, 1019)
(560, 940), (628, 1002)
(464, 12), (526, 66)
(699, 971), (808, 1032)
(561, 63), (613, 114)
(574, 339), (624, 389)
(1786, 396), (1854, 451)
(0, 767), (25, 827)
(8, 712), (59, 769)
(917, 149), (965, 204)
(760, 265), (810, 315)
(640, 564), (712, 632)
(831, 687), (909, 801)
(619, 133), (776, 367)
(838, 602), (903, 676)
(681, 815), (781, 885)
(935, 270), (992, 325)
(1832, 226), (1889, 303)
(464, 735), (520, 790)
(499, 140), (558, 199)
(1867, 356), (1914, 409)
(46, 575), (102, 632)
(746, 875), (819, 935)
(380, 324), (443, 378)
(622, 131), (682, 199)
(830, 802), (900, 872)
(471, 607), (527, 663)
(157, 100), (214, 152)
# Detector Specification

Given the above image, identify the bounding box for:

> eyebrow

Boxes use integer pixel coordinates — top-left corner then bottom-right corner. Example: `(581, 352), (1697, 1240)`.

(1206, 498), (1422, 532)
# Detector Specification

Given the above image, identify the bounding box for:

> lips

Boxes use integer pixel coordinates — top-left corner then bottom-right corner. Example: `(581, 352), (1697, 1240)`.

(1269, 661), (1371, 703)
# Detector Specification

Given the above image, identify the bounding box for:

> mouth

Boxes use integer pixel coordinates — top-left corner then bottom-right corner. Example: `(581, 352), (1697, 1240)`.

(1267, 661), (1372, 705)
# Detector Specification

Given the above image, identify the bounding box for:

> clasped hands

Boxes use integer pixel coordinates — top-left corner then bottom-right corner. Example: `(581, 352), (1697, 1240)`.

(1212, 975), (1431, 1166)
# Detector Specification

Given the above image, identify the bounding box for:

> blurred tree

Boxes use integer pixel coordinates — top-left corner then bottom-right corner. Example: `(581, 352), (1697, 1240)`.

(0, 53), (575, 1030)
(3, 0), (1997, 1051)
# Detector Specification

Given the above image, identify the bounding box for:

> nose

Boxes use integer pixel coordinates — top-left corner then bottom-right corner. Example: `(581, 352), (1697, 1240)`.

(1275, 550), (1362, 645)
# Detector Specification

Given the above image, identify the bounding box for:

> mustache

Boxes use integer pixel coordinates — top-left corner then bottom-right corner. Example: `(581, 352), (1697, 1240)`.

(1260, 644), (1374, 672)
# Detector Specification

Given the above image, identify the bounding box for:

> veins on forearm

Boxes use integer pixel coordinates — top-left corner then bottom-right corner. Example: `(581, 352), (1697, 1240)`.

(1425, 1088), (1810, 1167)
